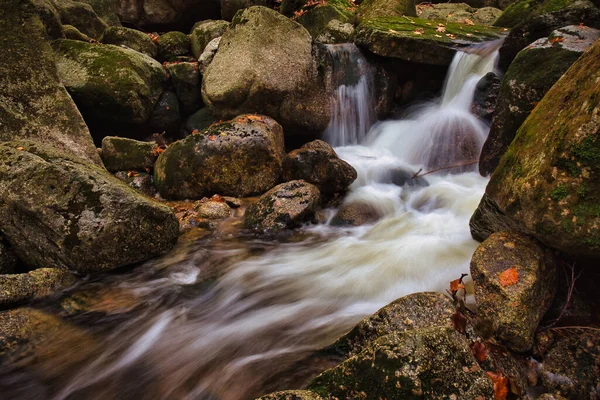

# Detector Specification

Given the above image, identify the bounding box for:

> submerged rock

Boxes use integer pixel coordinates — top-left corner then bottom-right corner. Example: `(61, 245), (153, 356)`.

(0, 141), (179, 274)
(154, 114), (285, 199)
(100, 26), (158, 58)
(101, 136), (158, 172)
(190, 19), (228, 58)
(244, 180), (321, 232)
(0, 0), (101, 165)
(330, 202), (382, 226)
(0, 268), (76, 306)
(470, 39), (600, 258)
(479, 25), (600, 176)
(471, 232), (557, 352)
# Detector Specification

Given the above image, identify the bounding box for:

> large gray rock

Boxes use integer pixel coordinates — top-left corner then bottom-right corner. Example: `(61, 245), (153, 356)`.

(479, 25), (600, 176)
(202, 6), (331, 137)
(189, 19), (228, 58)
(100, 26), (158, 58)
(52, 39), (167, 125)
(471, 232), (557, 352)
(0, 0), (101, 165)
(0, 141), (179, 274)
(154, 114), (285, 199)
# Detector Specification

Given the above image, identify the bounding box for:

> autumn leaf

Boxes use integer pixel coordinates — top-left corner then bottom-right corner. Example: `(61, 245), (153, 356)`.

(446, 33), (456, 39)
(246, 115), (265, 122)
(464, 18), (475, 25)
(191, 129), (199, 135)
(449, 273), (468, 296)
(413, 28), (424, 35)
(549, 36), (565, 44)
(452, 311), (467, 333)
(499, 267), (519, 287)
(436, 26), (446, 33)
(16, 146), (24, 151)
(471, 341), (488, 362)
(486, 371), (509, 400)
(152, 147), (165, 157)
(208, 135), (216, 141)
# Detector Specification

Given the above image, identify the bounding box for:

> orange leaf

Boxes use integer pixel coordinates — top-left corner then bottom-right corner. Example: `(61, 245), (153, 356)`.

(152, 147), (165, 156)
(16, 146), (24, 151)
(191, 129), (199, 135)
(549, 36), (565, 44)
(452, 311), (467, 333)
(499, 267), (519, 287)
(486, 371), (509, 400)
(471, 341), (488, 362)
(450, 278), (465, 293)
(208, 135), (216, 141)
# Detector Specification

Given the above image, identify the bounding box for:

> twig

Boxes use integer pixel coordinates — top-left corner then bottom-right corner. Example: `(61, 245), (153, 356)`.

(542, 262), (583, 329)
(413, 160), (478, 178)
(411, 168), (423, 179)
(549, 326), (600, 333)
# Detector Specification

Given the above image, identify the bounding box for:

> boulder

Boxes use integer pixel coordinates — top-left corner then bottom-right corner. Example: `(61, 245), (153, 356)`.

(330, 202), (382, 226)
(0, 0), (101, 165)
(283, 140), (357, 195)
(154, 114), (285, 199)
(101, 136), (158, 172)
(182, 108), (219, 136)
(244, 180), (321, 232)
(0, 141), (179, 273)
(171, 198), (232, 230)
(479, 25), (600, 176)
(49, 0), (109, 38)
(198, 37), (221, 74)
(100, 26), (158, 58)
(202, 6), (331, 138)
(0, 238), (18, 274)
(472, 71), (501, 122)
(0, 268), (76, 306)
(494, 0), (596, 28)
(357, 0), (416, 21)
(354, 16), (505, 66)
(114, 171), (157, 197)
(31, 0), (65, 39)
(52, 39), (167, 126)
(257, 391), (323, 400)
(189, 19), (228, 58)
(470, 40), (600, 258)
(165, 62), (202, 114)
(309, 326), (493, 399)
(417, 3), (502, 25)
(220, 0), (273, 20)
(157, 31), (191, 61)
(63, 24), (91, 41)
(471, 232), (557, 352)
(297, 2), (354, 40)
(147, 90), (182, 134)
(316, 20), (355, 44)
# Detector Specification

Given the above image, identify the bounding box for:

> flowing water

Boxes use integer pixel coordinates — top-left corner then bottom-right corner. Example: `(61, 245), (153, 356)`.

(1, 42), (502, 400)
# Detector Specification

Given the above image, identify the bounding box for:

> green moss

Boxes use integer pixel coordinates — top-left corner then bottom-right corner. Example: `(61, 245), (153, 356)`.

(494, 0), (576, 28)
(571, 136), (600, 165)
(550, 184), (569, 201)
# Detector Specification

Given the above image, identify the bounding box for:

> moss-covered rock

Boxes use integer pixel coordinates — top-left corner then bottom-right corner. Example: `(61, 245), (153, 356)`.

(202, 6), (331, 137)
(165, 62), (202, 114)
(0, 0), (101, 165)
(31, 0), (65, 39)
(63, 24), (91, 41)
(0, 141), (179, 273)
(244, 180), (321, 232)
(80, 0), (121, 26)
(471, 232), (557, 352)
(309, 326), (493, 399)
(49, 0), (109, 38)
(221, 0), (273, 20)
(0, 268), (76, 306)
(157, 31), (191, 61)
(0, 238), (18, 275)
(154, 114), (285, 199)
(100, 26), (158, 58)
(494, 0), (593, 27)
(52, 39), (167, 125)
(470, 40), (600, 258)
(256, 390), (323, 400)
(283, 140), (357, 195)
(479, 25), (599, 176)
(354, 16), (505, 66)
(190, 19), (228, 58)
(316, 19), (355, 43)
(297, 2), (354, 40)
(417, 3), (502, 25)
(357, 0), (416, 21)
(101, 136), (158, 172)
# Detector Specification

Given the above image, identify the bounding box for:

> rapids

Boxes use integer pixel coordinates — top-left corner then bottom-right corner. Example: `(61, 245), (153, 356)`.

(0, 41), (502, 400)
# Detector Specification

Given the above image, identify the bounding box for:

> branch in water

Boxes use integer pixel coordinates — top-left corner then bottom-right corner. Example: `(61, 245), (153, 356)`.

(413, 160), (479, 178)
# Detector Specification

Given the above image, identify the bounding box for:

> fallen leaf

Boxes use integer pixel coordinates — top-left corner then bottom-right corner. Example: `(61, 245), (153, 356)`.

(464, 18), (475, 25)
(499, 267), (519, 287)
(549, 36), (565, 44)
(452, 311), (467, 333)
(208, 135), (216, 141)
(16, 146), (24, 151)
(191, 129), (199, 135)
(152, 147), (165, 156)
(446, 33), (456, 39)
(471, 341), (489, 362)
(246, 115), (265, 122)
(413, 28), (424, 35)
(435, 34), (443, 37)
(436, 26), (446, 33)
(486, 371), (509, 400)
(466, 33), (473, 37)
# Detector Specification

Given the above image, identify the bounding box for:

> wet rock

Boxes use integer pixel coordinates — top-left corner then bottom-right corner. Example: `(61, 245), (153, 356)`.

(257, 391), (323, 400)
(100, 26), (158, 58)
(0, 268), (76, 306)
(315, 20), (355, 44)
(417, 3), (502, 25)
(479, 25), (600, 176)
(101, 137), (158, 172)
(182, 108), (219, 136)
(540, 331), (600, 398)
(172, 198), (233, 230)
(244, 180), (321, 232)
(147, 90), (182, 134)
(354, 16), (505, 66)
(157, 31), (191, 61)
(166, 62), (202, 115)
(357, 0), (416, 21)
(297, 2), (354, 40)
(190, 19), (228, 58)
(198, 37), (221, 74)
(471, 232), (557, 352)
(202, 6), (331, 138)
(115, 171), (157, 197)
(472, 71), (501, 122)
(31, 0), (65, 39)
(309, 326), (493, 399)
(377, 166), (428, 187)
(0, 141), (179, 274)
(154, 114), (285, 199)
(221, 0), (273, 20)
(330, 202), (382, 226)
(470, 40), (600, 258)
(52, 39), (167, 126)
(49, 0), (109, 38)
(0, 239), (18, 275)
(494, 0), (596, 28)
(63, 24), (91, 41)
(283, 140), (357, 195)
(0, 0), (101, 165)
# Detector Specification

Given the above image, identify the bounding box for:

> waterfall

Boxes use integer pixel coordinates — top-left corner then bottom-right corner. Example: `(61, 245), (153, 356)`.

(323, 44), (376, 147)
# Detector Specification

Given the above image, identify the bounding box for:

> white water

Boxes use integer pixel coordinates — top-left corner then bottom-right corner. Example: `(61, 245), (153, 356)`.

(7, 43), (501, 400)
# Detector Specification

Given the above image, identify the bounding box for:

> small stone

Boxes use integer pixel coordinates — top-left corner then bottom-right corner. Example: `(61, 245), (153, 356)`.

(101, 136), (158, 172)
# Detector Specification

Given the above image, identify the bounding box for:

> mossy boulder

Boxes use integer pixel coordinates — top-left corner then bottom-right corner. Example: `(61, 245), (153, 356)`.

(101, 136), (158, 172)
(0, 0), (101, 165)
(479, 25), (599, 176)
(154, 114), (285, 199)
(471, 232), (557, 352)
(157, 31), (191, 61)
(0, 141), (179, 273)
(357, 0), (416, 21)
(63, 24), (91, 41)
(165, 62), (202, 114)
(309, 326), (493, 399)
(49, 0), (109, 38)
(316, 19), (355, 43)
(354, 16), (505, 66)
(257, 391), (323, 400)
(494, 0), (594, 28)
(31, 0), (65, 38)
(52, 39), (167, 126)
(470, 40), (600, 258)
(221, 0), (273, 20)
(202, 6), (331, 137)
(283, 140), (357, 195)
(190, 19), (228, 58)
(100, 26), (158, 58)
(297, 2), (355, 40)
(417, 3), (502, 25)
(244, 180), (321, 232)
(0, 268), (76, 306)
